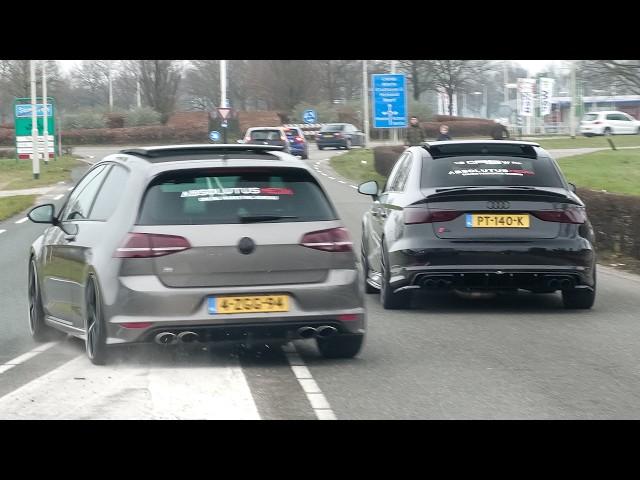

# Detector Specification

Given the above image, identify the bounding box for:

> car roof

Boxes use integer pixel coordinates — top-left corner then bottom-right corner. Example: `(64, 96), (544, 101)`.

(246, 126), (283, 130)
(418, 140), (543, 160)
(105, 145), (311, 172)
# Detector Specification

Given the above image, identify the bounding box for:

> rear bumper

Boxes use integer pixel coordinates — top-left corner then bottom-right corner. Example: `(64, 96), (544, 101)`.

(104, 269), (365, 344)
(289, 144), (307, 154)
(317, 139), (347, 148)
(387, 240), (596, 291)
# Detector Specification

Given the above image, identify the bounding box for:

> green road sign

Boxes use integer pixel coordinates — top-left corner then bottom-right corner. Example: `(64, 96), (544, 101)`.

(13, 97), (57, 159)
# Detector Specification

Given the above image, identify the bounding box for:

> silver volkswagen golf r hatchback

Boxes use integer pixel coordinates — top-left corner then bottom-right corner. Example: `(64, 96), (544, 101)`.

(27, 145), (365, 364)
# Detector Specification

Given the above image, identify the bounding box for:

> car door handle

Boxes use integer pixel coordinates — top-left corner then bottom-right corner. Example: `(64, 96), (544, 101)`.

(64, 235), (76, 242)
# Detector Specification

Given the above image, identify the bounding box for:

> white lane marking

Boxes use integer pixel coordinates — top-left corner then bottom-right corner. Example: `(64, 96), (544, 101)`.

(0, 229), (6, 235)
(338, 180), (346, 184)
(321, 173), (328, 176)
(0, 342), (57, 376)
(57, 181), (65, 185)
(283, 343), (337, 420)
(67, 187), (73, 191)
(350, 185), (357, 189)
(328, 176), (336, 180)
(0, 352), (261, 420)
(53, 194), (64, 201)
(15, 217), (28, 224)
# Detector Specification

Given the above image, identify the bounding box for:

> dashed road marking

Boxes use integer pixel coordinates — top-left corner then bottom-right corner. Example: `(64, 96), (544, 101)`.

(67, 187), (73, 191)
(0, 230), (5, 235)
(350, 185), (357, 189)
(15, 217), (28, 224)
(338, 180), (346, 184)
(53, 194), (64, 200)
(282, 342), (337, 421)
(0, 342), (57, 376)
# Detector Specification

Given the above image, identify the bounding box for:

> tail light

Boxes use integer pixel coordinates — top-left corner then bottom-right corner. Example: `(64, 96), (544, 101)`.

(120, 322), (153, 329)
(404, 208), (462, 225)
(300, 227), (352, 252)
(334, 132), (343, 138)
(532, 207), (586, 224)
(295, 136), (304, 142)
(115, 233), (191, 258)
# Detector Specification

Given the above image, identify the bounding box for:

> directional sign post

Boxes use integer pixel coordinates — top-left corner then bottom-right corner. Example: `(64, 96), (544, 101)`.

(209, 130), (221, 142)
(217, 107), (232, 143)
(14, 98), (56, 161)
(303, 109), (317, 124)
(372, 74), (407, 137)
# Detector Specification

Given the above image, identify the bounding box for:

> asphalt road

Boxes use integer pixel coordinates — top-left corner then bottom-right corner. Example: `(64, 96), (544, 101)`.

(1, 144), (640, 419)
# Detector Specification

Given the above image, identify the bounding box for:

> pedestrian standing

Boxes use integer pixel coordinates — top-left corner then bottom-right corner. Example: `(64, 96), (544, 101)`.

(437, 124), (452, 141)
(405, 116), (425, 146)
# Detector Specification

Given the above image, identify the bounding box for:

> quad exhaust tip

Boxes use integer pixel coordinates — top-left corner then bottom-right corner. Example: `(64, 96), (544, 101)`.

(155, 332), (177, 345)
(297, 326), (317, 339)
(177, 331), (199, 343)
(316, 325), (338, 338)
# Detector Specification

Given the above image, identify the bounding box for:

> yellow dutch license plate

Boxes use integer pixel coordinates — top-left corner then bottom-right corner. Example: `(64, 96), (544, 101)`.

(465, 213), (530, 228)
(209, 295), (289, 314)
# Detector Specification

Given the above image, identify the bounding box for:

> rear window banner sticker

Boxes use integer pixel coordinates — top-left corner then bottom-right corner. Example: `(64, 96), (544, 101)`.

(180, 187), (294, 200)
(448, 168), (535, 176)
(453, 160), (523, 166)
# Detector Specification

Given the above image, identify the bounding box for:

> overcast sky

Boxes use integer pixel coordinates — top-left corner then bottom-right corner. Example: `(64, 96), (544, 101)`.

(57, 60), (559, 75)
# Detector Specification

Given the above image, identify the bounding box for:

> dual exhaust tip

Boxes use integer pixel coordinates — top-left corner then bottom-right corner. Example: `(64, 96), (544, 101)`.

(154, 331), (198, 345)
(547, 278), (575, 290)
(421, 277), (452, 289)
(297, 325), (338, 339)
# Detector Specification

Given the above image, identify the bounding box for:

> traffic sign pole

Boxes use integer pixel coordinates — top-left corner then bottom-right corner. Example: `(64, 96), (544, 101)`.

(30, 60), (39, 179)
(220, 60), (228, 143)
(391, 60), (398, 144)
(362, 60), (369, 147)
(42, 61), (49, 165)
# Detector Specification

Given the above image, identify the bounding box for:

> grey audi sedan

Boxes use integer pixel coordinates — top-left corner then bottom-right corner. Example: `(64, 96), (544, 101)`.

(27, 144), (365, 364)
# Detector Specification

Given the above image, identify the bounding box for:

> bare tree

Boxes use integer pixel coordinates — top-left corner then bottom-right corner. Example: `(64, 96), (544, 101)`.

(136, 60), (182, 124)
(249, 60), (320, 111)
(398, 60), (434, 101)
(70, 60), (110, 107)
(429, 60), (494, 115)
(182, 60), (220, 111)
(578, 60), (640, 95)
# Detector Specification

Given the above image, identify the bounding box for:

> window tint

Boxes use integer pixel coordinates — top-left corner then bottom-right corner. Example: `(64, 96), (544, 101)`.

(384, 153), (410, 192)
(321, 124), (345, 132)
(583, 113), (598, 121)
(606, 114), (618, 120)
(420, 156), (565, 189)
(394, 155), (413, 192)
(250, 130), (282, 140)
(89, 165), (130, 221)
(62, 165), (109, 221)
(618, 114), (632, 121)
(138, 168), (338, 225)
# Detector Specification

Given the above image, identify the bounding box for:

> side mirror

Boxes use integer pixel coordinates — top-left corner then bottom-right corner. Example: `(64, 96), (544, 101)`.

(358, 180), (379, 200)
(28, 204), (55, 224)
(568, 182), (577, 193)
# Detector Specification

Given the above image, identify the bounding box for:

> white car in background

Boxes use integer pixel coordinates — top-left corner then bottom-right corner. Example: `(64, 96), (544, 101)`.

(580, 111), (640, 136)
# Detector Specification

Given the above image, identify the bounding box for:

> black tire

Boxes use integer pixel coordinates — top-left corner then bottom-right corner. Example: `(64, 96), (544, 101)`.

(380, 246), (411, 309)
(317, 334), (364, 359)
(636, 127), (640, 135)
(85, 275), (109, 365)
(603, 127), (612, 136)
(28, 259), (58, 342)
(562, 288), (595, 309)
(301, 152), (309, 160)
(361, 240), (379, 294)
(318, 146), (324, 151)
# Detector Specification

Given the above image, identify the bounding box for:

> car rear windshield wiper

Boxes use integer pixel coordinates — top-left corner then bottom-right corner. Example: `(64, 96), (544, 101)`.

(435, 185), (541, 192)
(238, 214), (298, 223)
(434, 186), (486, 192)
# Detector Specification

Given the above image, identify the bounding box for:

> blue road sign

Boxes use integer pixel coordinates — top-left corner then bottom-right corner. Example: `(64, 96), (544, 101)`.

(303, 109), (317, 124)
(371, 74), (407, 129)
(209, 130), (221, 141)
(15, 104), (53, 118)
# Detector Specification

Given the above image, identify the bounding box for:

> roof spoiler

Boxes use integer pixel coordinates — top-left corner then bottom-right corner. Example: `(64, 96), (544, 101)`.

(120, 144), (285, 158)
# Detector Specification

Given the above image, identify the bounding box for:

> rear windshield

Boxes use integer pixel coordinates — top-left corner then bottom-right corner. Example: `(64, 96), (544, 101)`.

(321, 124), (345, 132)
(138, 168), (337, 225)
(249, 130), (282, 140)
(583, 113), (599, 121)
(421, 156), (565, 189)
(285, 128), (301, 137)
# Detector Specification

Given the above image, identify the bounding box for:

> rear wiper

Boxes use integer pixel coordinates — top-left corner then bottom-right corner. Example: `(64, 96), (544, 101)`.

(238, 214), (298, 223)
(434, 186), (485, 192)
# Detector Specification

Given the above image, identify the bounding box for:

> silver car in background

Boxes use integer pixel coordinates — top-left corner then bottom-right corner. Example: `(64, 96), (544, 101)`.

(27, 145), (365, 364)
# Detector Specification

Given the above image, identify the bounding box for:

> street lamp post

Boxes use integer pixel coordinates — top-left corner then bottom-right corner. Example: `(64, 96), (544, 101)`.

(362, 60), (369, 148)
(42, 61), (49, 165)
(30, 60), (39, 179)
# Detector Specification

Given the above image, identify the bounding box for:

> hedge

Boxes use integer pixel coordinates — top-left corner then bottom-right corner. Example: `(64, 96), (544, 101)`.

(420, 120), (499, 138)
(60, 125), (209, 145)
(373, 145), (406, 177)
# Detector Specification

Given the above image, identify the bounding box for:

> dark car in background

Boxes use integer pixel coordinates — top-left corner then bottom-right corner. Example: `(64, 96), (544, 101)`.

(316, 123), (365, 150)
(284, 126), (309, 159)
(242, 127), (291, 153)
(358, 140), (596, 310)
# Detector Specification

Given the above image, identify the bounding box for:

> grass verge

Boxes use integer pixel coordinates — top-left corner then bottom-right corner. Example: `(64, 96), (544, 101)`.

(536, 135), (640, 150)
(557, 149), (640, 196)
(329, 149), (386, 186)
(0, 156), (85, 191)
(0, 195), (37, 221)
